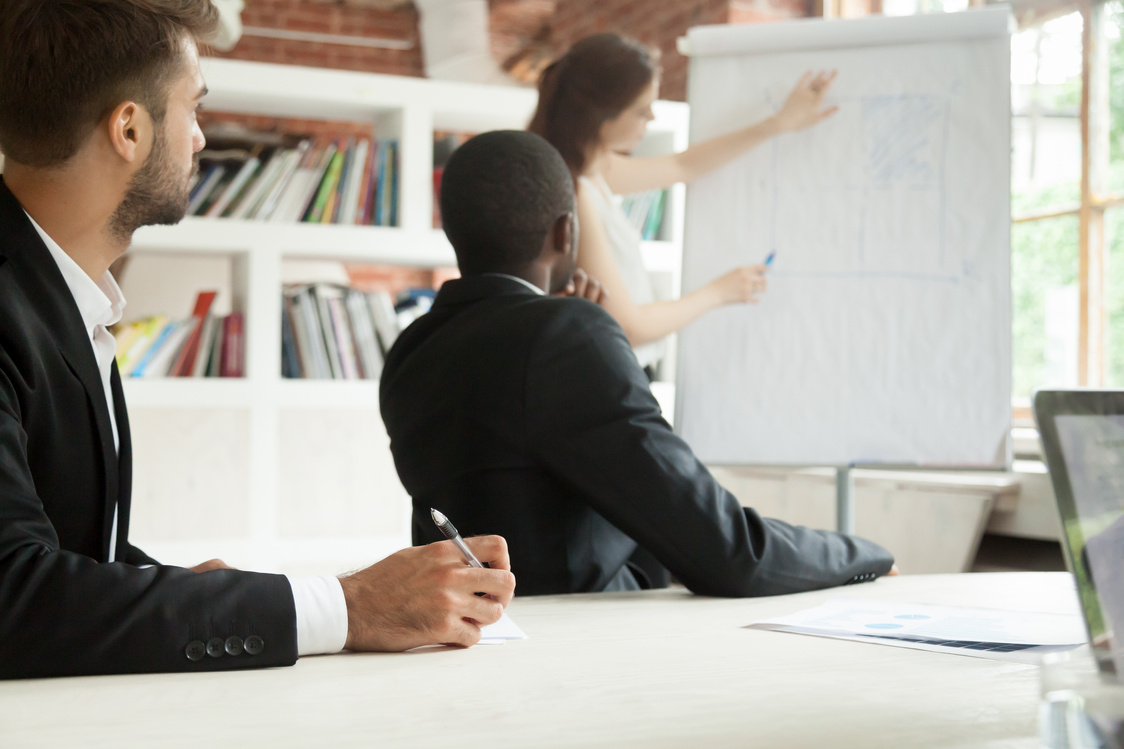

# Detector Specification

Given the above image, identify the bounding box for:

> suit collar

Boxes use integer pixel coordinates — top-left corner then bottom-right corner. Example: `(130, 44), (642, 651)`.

(23, 209), (127, 341)
(434, 273), (545, 309)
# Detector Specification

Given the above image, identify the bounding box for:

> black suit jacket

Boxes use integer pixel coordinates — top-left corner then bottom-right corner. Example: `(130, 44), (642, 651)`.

(382, 275), (894, 596)
(0, 178), (297, 678)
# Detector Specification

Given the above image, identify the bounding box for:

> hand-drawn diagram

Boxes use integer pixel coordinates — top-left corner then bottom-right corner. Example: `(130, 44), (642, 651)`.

(768, 92), (955, 283)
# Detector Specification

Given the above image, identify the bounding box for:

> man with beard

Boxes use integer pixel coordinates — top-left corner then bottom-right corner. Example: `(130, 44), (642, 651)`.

(382, 130), (896, 596)
(0, 0), (515, 679)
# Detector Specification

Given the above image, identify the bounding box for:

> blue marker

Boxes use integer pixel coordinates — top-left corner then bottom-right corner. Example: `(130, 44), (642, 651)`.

(764, 251), (776, 268)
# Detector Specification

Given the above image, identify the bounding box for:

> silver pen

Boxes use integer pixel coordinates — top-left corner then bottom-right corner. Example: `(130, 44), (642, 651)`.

(430, 508), (484, 568)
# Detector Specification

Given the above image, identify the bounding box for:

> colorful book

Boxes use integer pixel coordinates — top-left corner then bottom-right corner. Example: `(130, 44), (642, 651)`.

(191, 315), (219, 378)
(219, 313), (244, 378)
(305, 143), (343, 224)
(169, 290), (218, 376)
(326, 138), (355, 225)
(118, 315), (168, 376)
(359, 141), (380, 226)
(135, 320), (190, 377)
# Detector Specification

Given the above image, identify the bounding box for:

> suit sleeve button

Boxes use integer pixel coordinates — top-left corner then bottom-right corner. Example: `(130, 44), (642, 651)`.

(206, 637), (225, 658)
(225, 636), (244, 656)
(244, 635), (264, 656)
(185, 640), (206, 662)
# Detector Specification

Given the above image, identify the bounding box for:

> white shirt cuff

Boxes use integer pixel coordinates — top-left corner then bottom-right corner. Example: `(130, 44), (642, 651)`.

(286, 574), (349, 656)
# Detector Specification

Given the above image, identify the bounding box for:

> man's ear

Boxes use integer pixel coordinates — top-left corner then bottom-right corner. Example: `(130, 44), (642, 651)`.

(106, 101), (148, 163)
(552, 211), (575, 257)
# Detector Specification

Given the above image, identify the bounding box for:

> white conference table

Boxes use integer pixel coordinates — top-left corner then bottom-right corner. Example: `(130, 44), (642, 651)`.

(0, 572), (1081, 748)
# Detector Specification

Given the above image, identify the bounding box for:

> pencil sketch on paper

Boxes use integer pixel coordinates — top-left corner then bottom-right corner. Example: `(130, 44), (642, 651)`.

(766, 91), (954, 283)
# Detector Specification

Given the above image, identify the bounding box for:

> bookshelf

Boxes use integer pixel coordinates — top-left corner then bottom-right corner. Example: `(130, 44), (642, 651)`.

(122, 58), (689, 575)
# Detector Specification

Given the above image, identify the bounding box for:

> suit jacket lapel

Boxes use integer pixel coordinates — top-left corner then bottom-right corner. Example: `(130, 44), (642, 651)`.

(110, 360), (131, 561)
(0, 178), (121, 561)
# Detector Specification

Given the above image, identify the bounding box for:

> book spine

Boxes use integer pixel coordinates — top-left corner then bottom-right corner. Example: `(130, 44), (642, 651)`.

(220, 313), (244, 377)
(188, 166), (229, 216)
(313, 287), (343, 379)
(346, 290), (383, 380)
(232, 149), (286, 220)
(128, 320), (176, 377)
(191, 316), (218, 378)
(327, 138), (354, 225)
(327, 297), (360, 379)
(386, 141), (398, 227)
(374, 144), (387, 226)
(140, 321), (193, 377)
(206, 151), (261, 218)
(169, 290), (218, 376)
(281, 302), (301, 378)
(258, 142), (308, 221)
(339, 137), (366, 224)
(297, 287), (331, 378)
(306, 145), (344, 224)
(286, 292), (316, 378)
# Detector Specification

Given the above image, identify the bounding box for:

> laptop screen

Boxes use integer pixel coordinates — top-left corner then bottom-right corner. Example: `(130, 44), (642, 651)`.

(1044, 408), (1124, 679)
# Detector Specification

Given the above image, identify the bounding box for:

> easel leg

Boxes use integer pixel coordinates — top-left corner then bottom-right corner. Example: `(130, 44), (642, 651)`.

(836, 466), (855, 534)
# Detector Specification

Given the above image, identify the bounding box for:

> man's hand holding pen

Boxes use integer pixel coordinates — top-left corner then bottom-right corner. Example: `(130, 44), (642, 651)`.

(338, 536), (516, 651)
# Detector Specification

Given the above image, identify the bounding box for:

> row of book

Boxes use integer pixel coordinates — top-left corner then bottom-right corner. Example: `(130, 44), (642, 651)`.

(620, 189), (667, 241)
(187, 137), (399, 226)
(282, 285), (432, 380)
(115, 292), (245, 378)
(432, 131), (473, 228)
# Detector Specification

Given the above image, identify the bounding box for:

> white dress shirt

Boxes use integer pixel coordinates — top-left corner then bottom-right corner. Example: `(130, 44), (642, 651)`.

(26, 211), (348, 656)
(481, 273), (545, 295)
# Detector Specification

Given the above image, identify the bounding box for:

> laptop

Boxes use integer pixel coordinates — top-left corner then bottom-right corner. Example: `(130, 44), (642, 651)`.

(1035, 390), (1124, 683)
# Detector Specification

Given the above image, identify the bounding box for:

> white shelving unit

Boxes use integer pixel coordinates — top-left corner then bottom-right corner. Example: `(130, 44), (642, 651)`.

(122, 58), (688, 575)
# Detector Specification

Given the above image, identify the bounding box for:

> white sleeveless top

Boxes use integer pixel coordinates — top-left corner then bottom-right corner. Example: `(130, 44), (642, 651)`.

(579, 175), (665, 369)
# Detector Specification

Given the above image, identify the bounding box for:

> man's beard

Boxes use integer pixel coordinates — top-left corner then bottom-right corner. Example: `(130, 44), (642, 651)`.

(108, 128), (196, 243)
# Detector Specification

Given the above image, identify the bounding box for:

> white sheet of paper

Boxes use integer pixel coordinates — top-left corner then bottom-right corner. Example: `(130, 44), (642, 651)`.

(480, 612), (527, 641)
(748, 598), (1087, 663)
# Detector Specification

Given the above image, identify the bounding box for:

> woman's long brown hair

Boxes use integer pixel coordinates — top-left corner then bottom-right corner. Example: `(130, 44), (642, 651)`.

(528, 33), (660, 180)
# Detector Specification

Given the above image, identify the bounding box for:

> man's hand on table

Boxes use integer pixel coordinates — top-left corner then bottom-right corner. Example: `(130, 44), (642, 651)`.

(190, 559), (235, 573)
(338, 536), (516, 652)
(887, 565), (900, 576)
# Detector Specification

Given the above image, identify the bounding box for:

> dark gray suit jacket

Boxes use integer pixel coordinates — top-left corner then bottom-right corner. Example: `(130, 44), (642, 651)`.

(381, 274), (894, 596)
(0, 178), (298, 678)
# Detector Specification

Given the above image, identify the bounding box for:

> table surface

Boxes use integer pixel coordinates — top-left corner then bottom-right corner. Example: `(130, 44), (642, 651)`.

(0, 573), (1082, 748)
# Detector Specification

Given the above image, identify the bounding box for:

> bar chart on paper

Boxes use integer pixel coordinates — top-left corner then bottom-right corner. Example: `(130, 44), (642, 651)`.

(678, 10), (1011, 467)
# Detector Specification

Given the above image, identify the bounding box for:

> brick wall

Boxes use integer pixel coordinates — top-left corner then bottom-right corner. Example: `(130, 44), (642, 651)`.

(547, 0), (811, 101)
(211, 0), (811, 101)
(545, 0), (727, 102)
(214, 0), (425, 78)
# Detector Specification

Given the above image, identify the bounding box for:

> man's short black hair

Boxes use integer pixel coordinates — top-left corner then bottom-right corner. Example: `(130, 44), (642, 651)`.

(440, 130), (575, 275)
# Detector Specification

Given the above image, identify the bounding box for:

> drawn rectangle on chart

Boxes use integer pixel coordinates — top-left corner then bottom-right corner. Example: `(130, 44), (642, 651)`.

(678, 10), (1011, 466)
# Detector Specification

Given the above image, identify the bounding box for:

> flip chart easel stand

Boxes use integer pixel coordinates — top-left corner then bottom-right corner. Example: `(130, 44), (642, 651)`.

(836, 466), (855, 534)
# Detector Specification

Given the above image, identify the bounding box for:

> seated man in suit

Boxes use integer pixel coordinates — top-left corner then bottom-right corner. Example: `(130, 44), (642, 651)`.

(0, 0), (514, 679)
(381, 130), (896, 596)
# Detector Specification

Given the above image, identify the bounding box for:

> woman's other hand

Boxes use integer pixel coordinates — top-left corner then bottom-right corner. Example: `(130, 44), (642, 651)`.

(773, 71), (839, 133)
(710, 265), (767, 305)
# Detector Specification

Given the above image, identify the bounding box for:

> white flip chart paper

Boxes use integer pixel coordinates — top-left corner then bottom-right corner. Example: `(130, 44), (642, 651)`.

(677, 10), (1011, 466)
